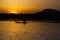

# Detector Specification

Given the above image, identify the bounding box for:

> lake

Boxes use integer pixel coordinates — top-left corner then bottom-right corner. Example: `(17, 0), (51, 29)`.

(0, 21), (60, 40)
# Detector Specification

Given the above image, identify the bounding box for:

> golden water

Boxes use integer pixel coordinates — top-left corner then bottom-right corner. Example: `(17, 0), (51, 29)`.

(0, 21), (60, 40)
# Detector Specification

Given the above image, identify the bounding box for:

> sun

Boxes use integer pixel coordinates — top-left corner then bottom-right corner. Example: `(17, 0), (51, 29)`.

(12, 11), (16, 13)
(8, 8), (19, 14)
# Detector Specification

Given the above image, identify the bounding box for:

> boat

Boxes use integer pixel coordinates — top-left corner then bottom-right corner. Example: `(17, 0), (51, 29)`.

(15, 20), (28, 25)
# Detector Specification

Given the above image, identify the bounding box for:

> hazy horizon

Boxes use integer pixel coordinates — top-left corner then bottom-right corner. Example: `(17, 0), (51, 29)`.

(0, 0), (60, 14)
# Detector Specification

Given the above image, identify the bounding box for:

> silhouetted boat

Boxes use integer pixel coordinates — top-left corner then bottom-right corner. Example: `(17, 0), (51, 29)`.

(15, 21), (27, 23)
(15, 20), (28, 25)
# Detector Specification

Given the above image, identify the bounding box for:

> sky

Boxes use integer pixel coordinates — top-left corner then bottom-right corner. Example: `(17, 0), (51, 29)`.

(0, 0), (60, 13)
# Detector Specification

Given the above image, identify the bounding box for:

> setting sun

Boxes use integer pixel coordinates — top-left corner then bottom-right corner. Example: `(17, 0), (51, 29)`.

(12, 11), (16, 13)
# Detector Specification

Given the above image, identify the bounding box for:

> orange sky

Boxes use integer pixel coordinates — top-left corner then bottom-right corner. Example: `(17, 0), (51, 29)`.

(0, 0), (60, 14)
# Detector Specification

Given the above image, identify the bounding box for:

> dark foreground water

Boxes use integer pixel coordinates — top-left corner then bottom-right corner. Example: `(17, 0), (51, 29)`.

(0, 21), (60, 40)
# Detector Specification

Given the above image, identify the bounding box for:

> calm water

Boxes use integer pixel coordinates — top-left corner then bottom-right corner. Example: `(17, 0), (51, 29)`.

(0, 21), (60, 40)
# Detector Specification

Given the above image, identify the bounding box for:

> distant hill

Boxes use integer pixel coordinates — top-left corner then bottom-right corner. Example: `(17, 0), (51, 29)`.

(34, 9), (60, 15)
(33, 9), (60, 21)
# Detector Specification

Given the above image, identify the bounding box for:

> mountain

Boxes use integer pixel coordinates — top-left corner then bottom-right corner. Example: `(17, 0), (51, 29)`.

(34, 9), (60, 15)
(33, 9), (60, 21)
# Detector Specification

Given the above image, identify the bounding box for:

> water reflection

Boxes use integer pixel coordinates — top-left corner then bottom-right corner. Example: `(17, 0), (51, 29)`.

(0, 21), (60, 40)
(0, 31), (60, 40)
